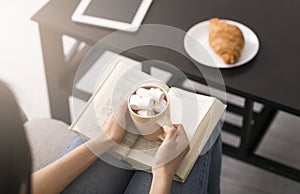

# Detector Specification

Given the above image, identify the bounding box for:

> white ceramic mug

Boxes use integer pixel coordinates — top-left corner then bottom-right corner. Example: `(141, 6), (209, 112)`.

(128, 84), (172, 140)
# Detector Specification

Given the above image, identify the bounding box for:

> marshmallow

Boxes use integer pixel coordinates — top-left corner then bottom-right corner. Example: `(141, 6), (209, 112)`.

(136, 88), (150, 97)
(137, 110), (155, 117)
(154, 100), (167, 113)
(129, 95), (140, 110)
(149, 88), (165, 102)
(130, 94), (154, 110)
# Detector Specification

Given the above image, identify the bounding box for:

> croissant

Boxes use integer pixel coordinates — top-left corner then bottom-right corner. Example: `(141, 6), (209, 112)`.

(209, 18), (245, 64)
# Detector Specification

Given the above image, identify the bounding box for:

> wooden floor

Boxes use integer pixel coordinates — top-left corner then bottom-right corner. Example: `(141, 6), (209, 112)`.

(1, 1), (300, 193)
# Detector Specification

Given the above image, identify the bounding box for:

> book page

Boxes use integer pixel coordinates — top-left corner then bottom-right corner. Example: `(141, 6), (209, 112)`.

(169, 87), (214, 141)
(175, 97), (225, 182)
(109, 132), (139, 159)
(70, 62), (141, 158)
(126, 137), (161, 169)
(71, 93), (139, 158)
(71, 63), (130, 136)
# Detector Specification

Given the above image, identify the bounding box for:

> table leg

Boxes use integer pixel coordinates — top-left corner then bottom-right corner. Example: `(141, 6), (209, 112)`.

(38, 24), (71, 124)
(240, 98), (254, 155)
(222, 96), (300, 181)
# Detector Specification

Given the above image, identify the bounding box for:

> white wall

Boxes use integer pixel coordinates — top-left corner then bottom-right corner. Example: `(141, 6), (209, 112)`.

(0, 0), (50, 119)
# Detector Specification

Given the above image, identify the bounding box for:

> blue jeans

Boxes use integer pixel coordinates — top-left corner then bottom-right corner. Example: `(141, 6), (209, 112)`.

(60, 135), (222, 194)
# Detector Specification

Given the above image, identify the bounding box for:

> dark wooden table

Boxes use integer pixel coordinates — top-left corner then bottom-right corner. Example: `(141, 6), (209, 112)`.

(32, 0), (300, 181)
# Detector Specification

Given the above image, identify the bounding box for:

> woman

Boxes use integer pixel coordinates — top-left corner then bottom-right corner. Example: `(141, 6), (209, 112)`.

(0, 81), (221, 194)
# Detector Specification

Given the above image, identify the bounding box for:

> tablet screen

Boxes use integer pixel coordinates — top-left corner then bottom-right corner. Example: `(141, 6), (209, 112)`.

(83, 0), (144, 23)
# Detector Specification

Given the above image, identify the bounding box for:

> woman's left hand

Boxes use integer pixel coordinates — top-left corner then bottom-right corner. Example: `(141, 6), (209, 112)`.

(103, 102), (128, 144)
(104, 115), (126, 144)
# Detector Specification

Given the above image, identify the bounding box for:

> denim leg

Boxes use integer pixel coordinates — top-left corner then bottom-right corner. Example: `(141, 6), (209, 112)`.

(58, 132), (222, 194)
(124, 136), (222, 194)
(57, 136), (85, 159)
(208, 136), (222, 194)
(59, 136), (134, 194)
(123, 171), (152, 194)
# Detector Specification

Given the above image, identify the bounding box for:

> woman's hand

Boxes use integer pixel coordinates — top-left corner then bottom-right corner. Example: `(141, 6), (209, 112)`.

(150, 124), (190, 194)
(153, 124), (190, 177)
(103, 101), (128, 144)
(86, 101), (128, 156)
(104, 114), (126, 144)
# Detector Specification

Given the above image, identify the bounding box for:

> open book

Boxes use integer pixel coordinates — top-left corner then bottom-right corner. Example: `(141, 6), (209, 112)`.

(69, 61), (226, 182)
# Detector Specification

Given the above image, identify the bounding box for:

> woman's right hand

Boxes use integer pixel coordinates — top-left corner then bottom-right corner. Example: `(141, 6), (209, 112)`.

(150, 124), (190, 194)
(153, 124), (190, 178)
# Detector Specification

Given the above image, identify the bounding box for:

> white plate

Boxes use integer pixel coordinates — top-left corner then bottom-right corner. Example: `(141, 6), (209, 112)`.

(184, 19), (260, 68)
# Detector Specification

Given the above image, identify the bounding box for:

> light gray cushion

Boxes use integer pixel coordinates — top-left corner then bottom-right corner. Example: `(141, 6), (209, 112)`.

(24, 119), (77, 172)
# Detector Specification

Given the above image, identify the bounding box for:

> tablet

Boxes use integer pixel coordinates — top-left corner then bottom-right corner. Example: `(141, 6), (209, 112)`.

(72, 0), (153, 32)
